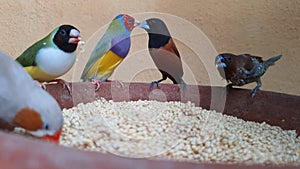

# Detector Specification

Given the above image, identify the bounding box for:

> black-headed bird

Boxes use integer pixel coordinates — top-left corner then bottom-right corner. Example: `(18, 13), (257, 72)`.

(139, 18), (186, 91)
(16, 25), (80, 93)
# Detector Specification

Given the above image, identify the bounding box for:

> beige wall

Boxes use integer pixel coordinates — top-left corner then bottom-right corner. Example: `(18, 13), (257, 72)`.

(1, 0), (299, 96)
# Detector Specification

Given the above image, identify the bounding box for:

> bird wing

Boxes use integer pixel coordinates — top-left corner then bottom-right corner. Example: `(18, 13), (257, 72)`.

(162, 38), (181, 58)
(241, 54), (263, 63)
(238, 54), (262, 78)
(149, 37), (183, 83)
(239, 54), (257, 71)
(161, 38), (183, 75)
(80, 34), (112, 81)
(150, 38), (184, 81)
(81, 16), (129, 81)
(16, 34), (53, 67)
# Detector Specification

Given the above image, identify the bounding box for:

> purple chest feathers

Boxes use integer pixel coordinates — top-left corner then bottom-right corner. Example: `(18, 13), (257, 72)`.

(110, 35), (131, 58)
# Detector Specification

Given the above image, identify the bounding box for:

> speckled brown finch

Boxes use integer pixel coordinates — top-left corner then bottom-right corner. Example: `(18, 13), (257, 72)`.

(215, 53), (282, 99)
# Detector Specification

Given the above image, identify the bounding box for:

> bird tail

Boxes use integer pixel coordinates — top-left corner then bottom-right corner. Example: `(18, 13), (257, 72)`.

(264, 54), (282, 68)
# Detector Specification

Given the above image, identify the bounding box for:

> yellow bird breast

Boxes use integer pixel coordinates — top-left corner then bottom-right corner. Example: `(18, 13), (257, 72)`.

(86, 50), (124, 81)
(25, 66), (58, 82)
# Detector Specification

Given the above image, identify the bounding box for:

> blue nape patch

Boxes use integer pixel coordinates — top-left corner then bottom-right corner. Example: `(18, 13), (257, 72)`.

(114, 14), (123, 20)
(110, 35), (131, 58)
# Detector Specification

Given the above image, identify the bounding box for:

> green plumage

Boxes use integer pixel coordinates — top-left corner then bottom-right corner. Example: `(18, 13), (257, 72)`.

(16, 27), (59, 67)
(81, 16), (130, 80)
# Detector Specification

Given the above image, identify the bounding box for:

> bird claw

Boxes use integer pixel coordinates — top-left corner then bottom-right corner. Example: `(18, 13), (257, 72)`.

(92, 79), (101, 91)
(251, 80), (262, 100)
(149, 81), (160, 91)
(225, 84), (233, 95)
(48, 79), (72, 95)
(226, 84), (233, 90)
(251, 87), (259, 100)
(34, 80), (47, 90)
(251, 85), (261, 100)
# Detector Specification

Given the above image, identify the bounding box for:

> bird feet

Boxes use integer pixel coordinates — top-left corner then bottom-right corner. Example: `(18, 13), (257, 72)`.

(149, 81), (160, 91)
(251, 86), (260, 100)
(34, 80), (47, 90)
(251, 80), (262, 100)
(226, 84), (233, 90)
(48, 79), (72, 95)
(225, 84), (234, 95)
(91, 79), (102, 92)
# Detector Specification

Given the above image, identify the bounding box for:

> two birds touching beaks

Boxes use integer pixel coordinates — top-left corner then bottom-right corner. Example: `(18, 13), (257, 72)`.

(1, 13), (282, 143)
(14, 13), (281, 99)
(80, 15), (186, 91)
(15, 14), (186, 93)
(1, 14), (187, 144)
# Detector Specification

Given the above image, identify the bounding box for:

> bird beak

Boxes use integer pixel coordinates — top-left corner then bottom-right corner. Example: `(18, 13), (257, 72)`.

(215, 55), (226, 68)
(134, 19), (140, 28)
(68, 29), (81, 44)
(42, 128), (62, 144)
(139, 20), (150, 30)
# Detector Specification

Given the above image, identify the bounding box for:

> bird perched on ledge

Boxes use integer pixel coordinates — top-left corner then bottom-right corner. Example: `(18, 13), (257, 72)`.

(215, 53), (282, 99)
(139, 18), (186, 91)
(0, 51), (63, 143)
(80, 14), (140, 91)
(16, 25), (81, 93)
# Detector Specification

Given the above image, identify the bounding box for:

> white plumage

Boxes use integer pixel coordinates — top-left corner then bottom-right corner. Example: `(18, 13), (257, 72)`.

(36, 47), (76, 76)
(0, 51), (63, 137)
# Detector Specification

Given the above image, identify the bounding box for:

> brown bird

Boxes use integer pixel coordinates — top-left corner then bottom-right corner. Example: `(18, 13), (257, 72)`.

(215, 53), (282, 99)
(139, 18), (186, 90)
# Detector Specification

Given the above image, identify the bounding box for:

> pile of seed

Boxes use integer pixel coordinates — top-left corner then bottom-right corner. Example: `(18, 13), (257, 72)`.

(60, 98), (300, 165)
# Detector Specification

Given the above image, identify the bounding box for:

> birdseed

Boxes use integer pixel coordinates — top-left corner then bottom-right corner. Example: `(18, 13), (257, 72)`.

(60, 98), (300, 165)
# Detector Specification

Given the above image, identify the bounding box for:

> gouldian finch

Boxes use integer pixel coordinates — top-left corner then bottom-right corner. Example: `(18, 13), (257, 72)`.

(16, 25), (80, 92)
(139, 18), (186, 90)
(80, 14), (140, 90)
(215, 53), (282, 99)
(0, 51), (63, 143)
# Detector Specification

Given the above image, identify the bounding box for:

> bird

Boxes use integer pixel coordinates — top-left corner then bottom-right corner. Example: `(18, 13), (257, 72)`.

(80, 14), (140, 90)
(0, 51), (63, 143)
(215, 53), (282, 99)
(16, 24), (81, 93)
(139, 18), (186, 91)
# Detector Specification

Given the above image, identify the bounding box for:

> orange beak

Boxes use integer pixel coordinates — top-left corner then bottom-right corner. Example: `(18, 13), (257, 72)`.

(42, 128), (62, 144)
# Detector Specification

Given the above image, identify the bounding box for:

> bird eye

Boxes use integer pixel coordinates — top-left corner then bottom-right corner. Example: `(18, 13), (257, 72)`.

(128, 19), (133, 24)
(44, 124), (49, 130)
(60, 29), (67, 36)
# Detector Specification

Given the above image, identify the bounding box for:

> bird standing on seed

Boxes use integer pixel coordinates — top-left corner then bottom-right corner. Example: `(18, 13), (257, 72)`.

(80, 14), (140, 90)
(0, 51), (63, 143)
(16, 25), (81, 93)
(215, 53), (282, 99)
(139, 18), (186, 91)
